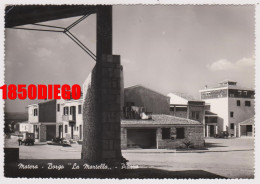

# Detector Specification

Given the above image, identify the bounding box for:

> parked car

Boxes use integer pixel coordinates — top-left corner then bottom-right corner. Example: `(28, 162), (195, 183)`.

(62, 140), (71, 147)
(18, 132), (35, 145)
(215, 131), (229, 138)
(47, 137), (63, 145)
(47, 137), (71, 147)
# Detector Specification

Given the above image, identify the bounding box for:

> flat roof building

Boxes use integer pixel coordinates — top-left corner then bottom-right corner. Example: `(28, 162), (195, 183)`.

(199, 80), (255, 137)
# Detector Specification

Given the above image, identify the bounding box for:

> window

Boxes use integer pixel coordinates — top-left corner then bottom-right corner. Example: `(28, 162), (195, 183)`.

(206, 92), (211, 96)
(162, 128), (171, 139)
(63, 107), (69, 115)
(238, 91), (242, 96)
(245, 101), (251, 107)
(192, 111), (200, 120)
(33, 109), (38, 116)
(77, 126), (78, 131)
(57, 104), (60, 112)
(247, 125), (252, 132)
(78, 105), (82, 114)
(65, 125), (68, 133)
(230, 111), (234, 118)
(243, 91), (248, 95)
(237, 100), (240, 106)
(230, 123), (234, 129)
(176, 128), (185, 139)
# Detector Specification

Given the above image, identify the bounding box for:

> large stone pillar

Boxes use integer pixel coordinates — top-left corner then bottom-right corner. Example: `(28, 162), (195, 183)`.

(81, 6), (122, 167)
(82, 55), (123, 167)
(96, 6), (112, 60)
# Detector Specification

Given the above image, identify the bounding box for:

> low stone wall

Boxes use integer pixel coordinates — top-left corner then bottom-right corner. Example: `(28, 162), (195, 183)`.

(157, 126), (204, 149)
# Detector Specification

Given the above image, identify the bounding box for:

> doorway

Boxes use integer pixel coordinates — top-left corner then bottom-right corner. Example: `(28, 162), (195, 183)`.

(209, 125), (215, 137)
(127, 129), (156, 149)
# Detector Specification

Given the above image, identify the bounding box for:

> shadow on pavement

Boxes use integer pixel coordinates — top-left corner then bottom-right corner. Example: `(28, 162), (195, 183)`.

(18, 144), (46, 147)
(176, 149), (254, 154)
(205, 142), (228, 148)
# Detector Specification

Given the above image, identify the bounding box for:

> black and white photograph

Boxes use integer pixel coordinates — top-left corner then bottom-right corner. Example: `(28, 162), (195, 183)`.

(1, 2), (257, 181)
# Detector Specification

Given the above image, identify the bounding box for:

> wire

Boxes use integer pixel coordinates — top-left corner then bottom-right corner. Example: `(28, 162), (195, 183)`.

(66, 30), (96, 58)
(8, 14), (96, 61)
(9, 27), (64, 33)
(65, 14), (90, 31)
(64, 32), (96, 61)
(32, 23), (65, 30)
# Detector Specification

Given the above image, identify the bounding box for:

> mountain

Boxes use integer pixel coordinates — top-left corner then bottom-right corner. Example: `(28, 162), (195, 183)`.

(4, 112), (28, 121)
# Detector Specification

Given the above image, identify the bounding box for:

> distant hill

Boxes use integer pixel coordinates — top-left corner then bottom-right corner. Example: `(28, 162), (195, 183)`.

(4, 112), (28, 132)
(4, 112), (28, 121)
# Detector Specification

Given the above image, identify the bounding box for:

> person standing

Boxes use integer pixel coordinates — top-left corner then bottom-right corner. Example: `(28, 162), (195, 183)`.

(18, 136), (22, 146)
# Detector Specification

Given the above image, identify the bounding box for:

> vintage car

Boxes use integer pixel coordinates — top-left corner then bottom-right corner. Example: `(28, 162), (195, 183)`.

(214, 131), (229, 138)
(47, 137), (71, 147)
(18, 132), (35, 145)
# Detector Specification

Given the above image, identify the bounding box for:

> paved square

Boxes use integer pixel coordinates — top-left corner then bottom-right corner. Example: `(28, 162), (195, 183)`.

(5, 136), (254, 178)
(123, 138), (254, 178)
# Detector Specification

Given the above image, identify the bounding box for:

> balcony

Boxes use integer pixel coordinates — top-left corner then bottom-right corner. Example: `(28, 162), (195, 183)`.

(62, 115), (69, 121)
(62, 114), (76, 122)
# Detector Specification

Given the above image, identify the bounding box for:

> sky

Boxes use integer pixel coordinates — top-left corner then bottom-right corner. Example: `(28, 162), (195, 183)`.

(4, 5), (255, 113)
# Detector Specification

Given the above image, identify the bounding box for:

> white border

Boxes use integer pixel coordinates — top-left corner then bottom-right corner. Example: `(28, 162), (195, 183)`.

(0, 0), (259, 184)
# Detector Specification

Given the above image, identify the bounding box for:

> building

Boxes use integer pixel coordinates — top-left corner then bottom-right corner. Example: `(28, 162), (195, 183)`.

(58, 98), (83, 141)
(237, 117), (254, 137)
(167, 92), (218, 137)
(167, 92), (205, 124)
(124, 85), (170, 115)
(28, 100), (60, 142)
(15, 122), (33, 133)
(122, 85), (205, 149)
(121, 114), (204, 149)
(204, 109), (218, 137)
(27, 84), (205, 148)
(28, 98), (83, 142)
(199, 80), (255, 137)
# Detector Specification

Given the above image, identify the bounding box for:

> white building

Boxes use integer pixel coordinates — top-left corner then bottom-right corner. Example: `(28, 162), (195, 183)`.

(28, 104), (38, 123)
(167, 93), (213, 137)
(16, 122), (33, 133)
(57, 98), (83, 141)
(27, 98), (83, 142)
(199, 80), (255, 137)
